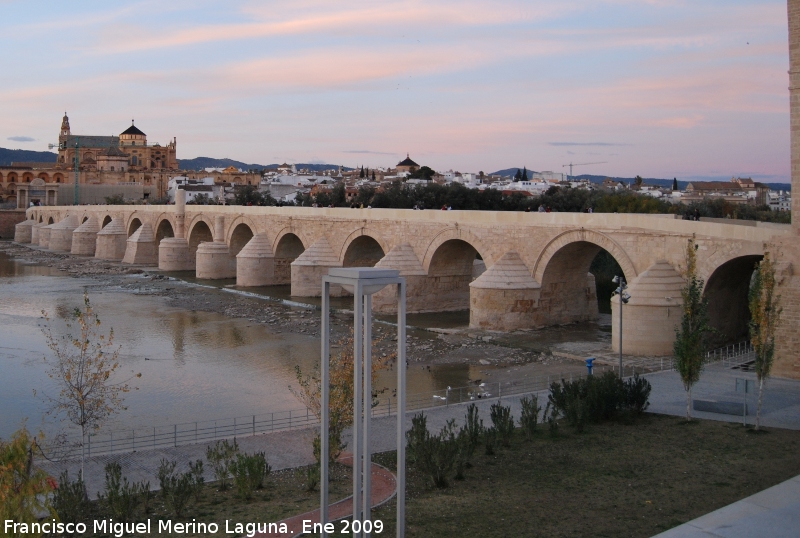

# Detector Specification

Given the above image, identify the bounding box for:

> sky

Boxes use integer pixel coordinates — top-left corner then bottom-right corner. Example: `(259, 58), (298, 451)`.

(0, 0), (792, 182)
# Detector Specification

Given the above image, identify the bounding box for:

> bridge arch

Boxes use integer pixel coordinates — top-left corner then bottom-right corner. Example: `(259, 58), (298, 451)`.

(340, 228), (389, 267)
(102, 215), (113, 228)
(127, 216), (142, 237)
(155, 214), (175, 247)
(228, 221), (255, 257)
(422, 227), (494, 273)
(187, 218), (214, 260)
(533, 229), (636, 325)
(273, 228), (307, 285)
(703, 254), (763, 347)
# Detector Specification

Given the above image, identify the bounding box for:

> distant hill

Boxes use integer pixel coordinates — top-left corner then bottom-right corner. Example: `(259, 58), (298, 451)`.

(179, 156), (351, 173)
(0, 147), (57, 166)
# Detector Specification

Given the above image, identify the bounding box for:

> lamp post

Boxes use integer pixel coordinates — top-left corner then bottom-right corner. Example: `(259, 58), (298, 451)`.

(320, 267), (406, 538)
(612, 275), (630, 378)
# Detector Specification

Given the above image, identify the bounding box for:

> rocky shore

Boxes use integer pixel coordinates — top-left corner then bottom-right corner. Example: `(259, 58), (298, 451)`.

(0, 241), (593, 384)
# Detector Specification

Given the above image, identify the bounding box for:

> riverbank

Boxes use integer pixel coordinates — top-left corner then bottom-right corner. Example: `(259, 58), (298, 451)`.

(0, 241), (602, 388)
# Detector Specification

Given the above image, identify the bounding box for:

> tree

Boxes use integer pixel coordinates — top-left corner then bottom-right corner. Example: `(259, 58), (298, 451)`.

(672, 177), (679, 191)
(0, 428), (57, 536)
(673, 238), (712, 421)
(359, 166), (365, 179)
(514, 169), (521, 182)
(41, 293), (139, 476)
(290, 330), (391, 465)
(635, 175), (643, 187)
(371, 170), (376, 181)
(522, 166), (528, 181)
(233, 185), (274, 206)
(748, 252), (782, 431)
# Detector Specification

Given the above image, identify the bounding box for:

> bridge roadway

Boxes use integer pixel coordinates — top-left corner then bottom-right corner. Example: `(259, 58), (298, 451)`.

(14, 200), (797, 375)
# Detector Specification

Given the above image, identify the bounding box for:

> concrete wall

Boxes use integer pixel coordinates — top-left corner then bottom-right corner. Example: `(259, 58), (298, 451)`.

(0, 209), (26, 239)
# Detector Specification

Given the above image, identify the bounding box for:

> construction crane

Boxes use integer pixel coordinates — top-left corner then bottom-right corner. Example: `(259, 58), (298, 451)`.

(562, 161), (607, 181)
(49, 138), (81, 205)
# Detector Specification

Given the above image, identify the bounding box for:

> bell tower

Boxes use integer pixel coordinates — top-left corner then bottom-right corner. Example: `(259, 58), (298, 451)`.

(59, 112), (71, 146)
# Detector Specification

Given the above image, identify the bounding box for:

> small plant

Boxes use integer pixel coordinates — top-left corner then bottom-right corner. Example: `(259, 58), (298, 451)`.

(313, 427), (346, 468)
(519, 395), (542, 439)
(463, 403), (483, 451)
(490, 403), (515, 447)
(406, 414), (461, 488)
(205, 438), (239, 491)
(156, 460), (194, 517)
(484, 426), (497, 455)
(188, 459), (205, 501)
(97, 462), (138, 523)
(623, 374), (652, 414)
(52, 471), (91, 533)
(305, 464), (320, 492)
(135, 480), (153, 515)
(544, 402), (559, 438)
(230, 452), (271, 500)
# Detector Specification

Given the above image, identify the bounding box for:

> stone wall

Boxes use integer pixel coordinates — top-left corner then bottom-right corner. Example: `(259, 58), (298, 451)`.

(0, 210), (26, 239)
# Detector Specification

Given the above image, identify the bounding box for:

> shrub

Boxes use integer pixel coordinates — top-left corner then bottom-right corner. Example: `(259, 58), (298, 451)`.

(305, 465), (320, 492)
(623, 374), (652, 414)
(490, 403), (515, 447)
(313, 427), (346, 468)
(205, 438), (239, 491)
(230, 452), (271, 500)
(463, 403), (484, 451)
(52, 471), (91, 532)
(406, 414), (460, 488)
(188, 459), (205, 501)
(548, 371), (651, 430)
(484, 427), (497, 455)
(135, 481), (153, 515)
(157, 459), (194, 517)
(97, 462), (138, 523)
(544, 402), (559, 438)
(519, 395), (542, 439)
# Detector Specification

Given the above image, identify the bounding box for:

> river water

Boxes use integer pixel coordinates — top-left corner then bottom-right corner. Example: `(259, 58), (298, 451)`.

(0, 250), (493, 440)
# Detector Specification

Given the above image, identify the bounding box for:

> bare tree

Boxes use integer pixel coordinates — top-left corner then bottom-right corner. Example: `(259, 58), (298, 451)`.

(748, 252), (782, 431)
(673, 238), (712, 421)
(41, 292), (139, 476)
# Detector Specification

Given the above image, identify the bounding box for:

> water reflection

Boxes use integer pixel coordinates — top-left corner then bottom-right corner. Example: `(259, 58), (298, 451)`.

(0, 252), (476, 439)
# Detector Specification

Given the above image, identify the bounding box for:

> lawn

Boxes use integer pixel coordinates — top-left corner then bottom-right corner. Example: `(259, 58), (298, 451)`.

(369, 414), (800, 537)
(53, 414), (800, 537)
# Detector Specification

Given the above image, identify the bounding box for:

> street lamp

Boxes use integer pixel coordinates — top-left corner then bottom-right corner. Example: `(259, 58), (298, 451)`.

(612, 275), (631, 378)
(320, 267), (406, 538)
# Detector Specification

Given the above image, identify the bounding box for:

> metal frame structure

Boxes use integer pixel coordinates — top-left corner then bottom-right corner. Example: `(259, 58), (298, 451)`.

(320, 267), (406, 538)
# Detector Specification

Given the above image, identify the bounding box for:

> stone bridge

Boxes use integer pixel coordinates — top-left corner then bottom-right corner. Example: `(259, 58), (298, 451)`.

(15, 197), (792, 366)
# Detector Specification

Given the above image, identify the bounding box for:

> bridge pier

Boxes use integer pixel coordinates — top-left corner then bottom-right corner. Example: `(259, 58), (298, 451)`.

(159, 189), (193, 271)
(373, 244), (427, 313)
(49, 215), (79, 252)
(14, 219), (34, 243)
(611, 260), (684, 357)
(95, 218), (128, 261)
(291, 237), (343, 296)
(122, 222), (158, 265)
(236, 234), (276, 286)
(71, 217), (100, 256)
(469, 251), (542, 330)
(30, 222), (45, 244)
(196, 216), (235, 279)
(38, 223), (53, 249)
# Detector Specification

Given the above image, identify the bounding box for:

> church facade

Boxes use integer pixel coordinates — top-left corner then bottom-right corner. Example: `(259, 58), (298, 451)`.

(1, 114), (180, 207)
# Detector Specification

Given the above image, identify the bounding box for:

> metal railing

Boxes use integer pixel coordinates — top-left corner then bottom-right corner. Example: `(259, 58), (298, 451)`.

(705, 341), (754, 368)
(48, 345), (755, 460)
(53, 364), (643, 459)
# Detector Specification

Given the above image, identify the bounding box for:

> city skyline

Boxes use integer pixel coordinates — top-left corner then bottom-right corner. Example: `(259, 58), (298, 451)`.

(0, 0), (792, 182)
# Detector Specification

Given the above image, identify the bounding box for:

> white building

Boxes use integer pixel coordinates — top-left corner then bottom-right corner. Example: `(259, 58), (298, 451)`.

(768, 190), (792, 212)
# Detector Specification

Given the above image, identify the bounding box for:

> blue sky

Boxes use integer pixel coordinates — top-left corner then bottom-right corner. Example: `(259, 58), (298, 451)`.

(0, 0), (791, 182)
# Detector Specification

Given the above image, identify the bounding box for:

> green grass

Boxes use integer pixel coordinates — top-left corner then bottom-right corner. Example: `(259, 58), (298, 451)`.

(369, 414), (800, 537)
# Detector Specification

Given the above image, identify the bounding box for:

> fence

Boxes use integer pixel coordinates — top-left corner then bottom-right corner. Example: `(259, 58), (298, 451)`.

(51, 343), (754, 459)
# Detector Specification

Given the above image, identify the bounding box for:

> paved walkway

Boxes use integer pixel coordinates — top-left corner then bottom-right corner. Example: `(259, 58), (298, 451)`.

(651, 474), (800, 538)
(259, 454), (397, 537)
